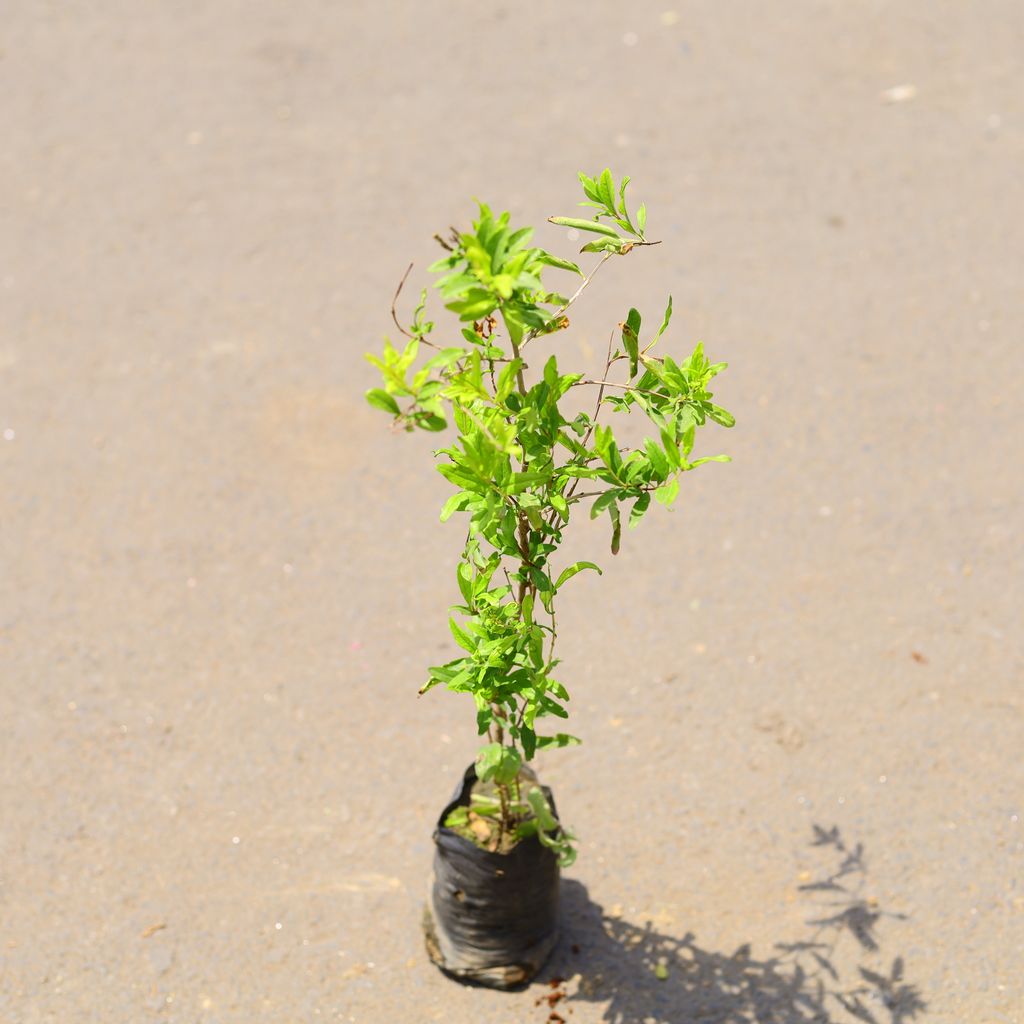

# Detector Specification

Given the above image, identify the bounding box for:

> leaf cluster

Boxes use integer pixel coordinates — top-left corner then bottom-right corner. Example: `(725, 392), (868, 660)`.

(366, 170), (734, 855)
(444, 782), (577, 867)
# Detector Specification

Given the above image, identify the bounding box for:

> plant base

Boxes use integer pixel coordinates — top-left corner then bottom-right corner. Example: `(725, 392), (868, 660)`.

(422, 898), (558, 990)
(424, 765), (561, 990)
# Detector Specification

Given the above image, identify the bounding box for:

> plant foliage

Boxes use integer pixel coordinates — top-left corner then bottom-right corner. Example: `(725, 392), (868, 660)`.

(366, 170), (733, 864)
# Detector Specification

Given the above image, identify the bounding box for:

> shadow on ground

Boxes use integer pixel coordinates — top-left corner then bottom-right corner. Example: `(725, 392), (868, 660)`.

(544, 826), (926, 1024)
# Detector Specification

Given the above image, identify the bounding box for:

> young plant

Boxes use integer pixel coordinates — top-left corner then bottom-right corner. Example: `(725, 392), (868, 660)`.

(366, 169), (734, 866)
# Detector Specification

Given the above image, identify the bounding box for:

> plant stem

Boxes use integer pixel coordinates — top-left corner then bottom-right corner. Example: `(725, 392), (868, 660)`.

(568, 484), (657, 504)
(389, 262), (442, 351)
(549, 329), (617, 524)
(495, 327), (534, 842)
(496, 780), (510, 838)
(573, 378), (664, 399)
(523, 252), (613, 347)
(508, 335), (529, 399)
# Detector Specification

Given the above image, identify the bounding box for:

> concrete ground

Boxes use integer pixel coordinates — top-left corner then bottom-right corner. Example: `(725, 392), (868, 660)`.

(2, 2), (1022, 1021)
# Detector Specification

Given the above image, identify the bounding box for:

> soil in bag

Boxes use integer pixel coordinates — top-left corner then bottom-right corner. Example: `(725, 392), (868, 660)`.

(423, 764), (561, 989)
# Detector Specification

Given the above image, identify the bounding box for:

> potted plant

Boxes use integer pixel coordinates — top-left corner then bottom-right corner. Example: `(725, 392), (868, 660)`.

(366, 169), (734, 988)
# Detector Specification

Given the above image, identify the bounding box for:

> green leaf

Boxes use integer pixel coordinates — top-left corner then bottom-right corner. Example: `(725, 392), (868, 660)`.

(536, 733), (582, 749)
(446, 287), (499, 321)
(644, 438), (670, 478)
(530, 565), (553, 597)
(521, 725), (537, 760)
(476, 705), (493, 735)
(508, 469), (552, 494)
(610, 502), (622, 555)
(593, 424), (622, 474)
(516, 818), (539, 838)
(555, 844), (577, 868)
(580, 237), (625, 254)
(440, 491), (473, 522)
(547, 679), (570, 700)
(655, 478), (680, 506)
(415, 411), (447, 432)
(562, 465), (604, 480)
(449, 617), (476, 652)
(537, 251), (583, 275)
(590, 490), (618, 519)
(543, 354), (559, 391)
(598, 168), (616, 213)
(708, 404), (735, 427)
(456, 562), (474, 604)
(548, 216), (620, 238)
(495, 359), (522, 403)
(578, 172), (600, 203)
(491, 273), (514, 299)
(636, 202), (647, 234)
(554, 561), (603, 590)
(622, 307), (641, 378)
(654, 295), (673, 345)
(444, 806), (469, 829)
(629, 492), (651, 528)
(526, 787), (559, 831)
(476, 743), (521, 785)
(365, 388), (400, 415)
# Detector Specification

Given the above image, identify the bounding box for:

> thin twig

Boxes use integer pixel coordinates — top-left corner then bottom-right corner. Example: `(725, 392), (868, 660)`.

(573, 379), (664, 399)
(523, 252), (614, 347)
(390, 262), (442, 350)
(568, 484), (657, 504)
(508, 336), (529, 401)
(579, 330), (617, 444)
(390, 263), (415, 339)
(546, 329), (617, 528)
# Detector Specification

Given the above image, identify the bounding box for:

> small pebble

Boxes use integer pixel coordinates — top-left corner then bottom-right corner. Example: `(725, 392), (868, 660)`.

(881, 83), (917, 104)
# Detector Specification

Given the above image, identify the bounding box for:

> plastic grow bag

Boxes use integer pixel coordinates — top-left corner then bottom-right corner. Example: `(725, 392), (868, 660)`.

(422, 764), (561, 989)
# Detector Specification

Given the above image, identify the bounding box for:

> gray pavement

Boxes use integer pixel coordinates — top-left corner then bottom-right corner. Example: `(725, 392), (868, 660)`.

(2, 2), (1022, 1021)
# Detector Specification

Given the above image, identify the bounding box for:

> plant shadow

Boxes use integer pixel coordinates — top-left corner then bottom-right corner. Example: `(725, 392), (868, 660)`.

(542, 825), (926, 1024)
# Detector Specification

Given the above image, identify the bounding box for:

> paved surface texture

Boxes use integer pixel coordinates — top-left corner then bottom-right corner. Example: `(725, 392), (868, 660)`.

(2, 2), (1022, 1022)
